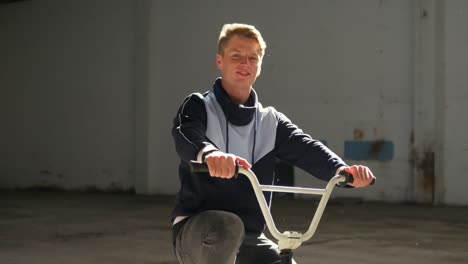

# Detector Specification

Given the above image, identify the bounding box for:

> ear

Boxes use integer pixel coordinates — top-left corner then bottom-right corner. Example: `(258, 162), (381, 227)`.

(216, 53), (223, 70)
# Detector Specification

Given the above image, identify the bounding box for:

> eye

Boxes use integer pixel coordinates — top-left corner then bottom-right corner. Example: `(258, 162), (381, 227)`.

(232, 54), (241, 60)
(249, 57), (259, 63)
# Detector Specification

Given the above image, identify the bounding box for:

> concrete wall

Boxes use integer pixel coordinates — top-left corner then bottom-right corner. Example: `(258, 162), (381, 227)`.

(146, 0), (415, 201)
(439, 0), (468, 205)
(0, 0), (135, 191)
(1, 0), (467, 205)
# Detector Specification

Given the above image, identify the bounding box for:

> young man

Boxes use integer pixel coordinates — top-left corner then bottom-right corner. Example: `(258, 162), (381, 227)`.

(171, 23), (375, 264)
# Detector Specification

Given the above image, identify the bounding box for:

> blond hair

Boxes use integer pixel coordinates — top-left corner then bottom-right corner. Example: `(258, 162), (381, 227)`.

(217, 23), (267, 57)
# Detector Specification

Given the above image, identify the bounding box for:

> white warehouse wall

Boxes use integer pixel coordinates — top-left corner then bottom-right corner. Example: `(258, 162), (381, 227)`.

(149, 0), (414, 201)
(0, 0), (135, 191)
(1, 0), (467, 205)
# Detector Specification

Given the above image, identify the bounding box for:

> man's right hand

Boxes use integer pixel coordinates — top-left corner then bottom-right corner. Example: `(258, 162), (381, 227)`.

(204, 151), (252, 178)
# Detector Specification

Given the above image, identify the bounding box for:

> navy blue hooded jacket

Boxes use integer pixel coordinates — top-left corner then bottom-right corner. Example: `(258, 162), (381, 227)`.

(171, 78), (347, 232)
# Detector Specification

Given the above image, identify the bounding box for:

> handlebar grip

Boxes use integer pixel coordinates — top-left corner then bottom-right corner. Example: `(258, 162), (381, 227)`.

(189, 161), (240, 178)
(337, 170), (376, 187)
(337, 170), (353, 187)
(190, 162), (210, 173)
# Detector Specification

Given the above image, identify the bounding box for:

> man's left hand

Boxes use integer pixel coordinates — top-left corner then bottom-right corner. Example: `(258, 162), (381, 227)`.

(342, 165), (375, 188)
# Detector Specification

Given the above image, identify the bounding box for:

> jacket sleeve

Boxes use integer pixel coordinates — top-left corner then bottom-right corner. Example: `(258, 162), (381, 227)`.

(172, 93), (216, 163)
(274, 111), (347, 181)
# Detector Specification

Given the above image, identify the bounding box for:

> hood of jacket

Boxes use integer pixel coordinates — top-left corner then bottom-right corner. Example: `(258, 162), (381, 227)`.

(213, 77), (258, 126)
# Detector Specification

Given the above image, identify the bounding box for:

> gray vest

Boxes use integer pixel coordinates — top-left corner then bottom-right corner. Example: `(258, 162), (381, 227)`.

(203, 92), (278, 164)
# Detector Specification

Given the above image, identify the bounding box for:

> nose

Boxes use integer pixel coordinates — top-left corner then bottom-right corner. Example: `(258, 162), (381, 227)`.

(240, 56), (249, 65)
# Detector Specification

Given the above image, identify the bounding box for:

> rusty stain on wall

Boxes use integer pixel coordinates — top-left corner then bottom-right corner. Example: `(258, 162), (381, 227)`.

(418, 150), (435, 194)
(421, 9), (428, 19)
(353, 128), (365, 140)
(370, 139), (386, 155)
(412, 145), (435, 203)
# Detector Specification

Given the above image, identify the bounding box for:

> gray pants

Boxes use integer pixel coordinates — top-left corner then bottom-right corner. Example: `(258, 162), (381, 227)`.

(173, 210), (297, 264)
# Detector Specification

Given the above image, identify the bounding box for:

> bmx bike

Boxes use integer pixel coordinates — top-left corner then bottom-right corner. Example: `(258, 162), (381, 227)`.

(190, 162), (375, 264)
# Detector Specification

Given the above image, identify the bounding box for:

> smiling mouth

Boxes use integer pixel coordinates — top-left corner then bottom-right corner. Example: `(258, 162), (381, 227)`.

(237, 71), (250, 76)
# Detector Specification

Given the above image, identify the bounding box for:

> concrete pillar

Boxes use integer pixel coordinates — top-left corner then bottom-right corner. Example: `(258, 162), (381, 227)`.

(413, 0), (468, 205)
(133, 1), (181, 194)
(412, 0), (439, 204)
(441, 0), (468, 205)
(133, 0), (160, 194)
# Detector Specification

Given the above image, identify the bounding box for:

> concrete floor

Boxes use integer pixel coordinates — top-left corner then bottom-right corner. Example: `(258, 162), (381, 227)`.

(1, 190), (467, 264)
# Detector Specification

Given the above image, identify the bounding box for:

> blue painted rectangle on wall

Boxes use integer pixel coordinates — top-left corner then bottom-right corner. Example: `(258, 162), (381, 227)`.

(344, 140), (394, 161)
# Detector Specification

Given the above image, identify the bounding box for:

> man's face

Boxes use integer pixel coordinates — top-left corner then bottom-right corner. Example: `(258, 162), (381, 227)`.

(216, 35), (263, 90)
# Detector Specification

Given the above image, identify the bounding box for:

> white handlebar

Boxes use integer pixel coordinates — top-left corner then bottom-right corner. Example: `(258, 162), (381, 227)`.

(189, 162), (351, 250)
(236, 167), (346, 249)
